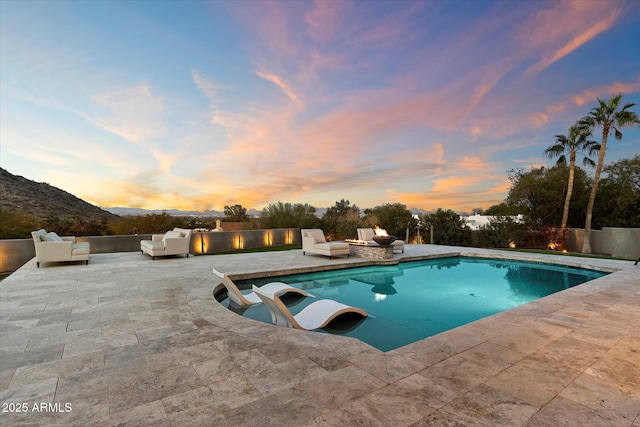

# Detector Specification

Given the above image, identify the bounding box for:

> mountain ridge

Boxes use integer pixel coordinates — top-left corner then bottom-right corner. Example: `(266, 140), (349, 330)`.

(0, 168), (119, 222)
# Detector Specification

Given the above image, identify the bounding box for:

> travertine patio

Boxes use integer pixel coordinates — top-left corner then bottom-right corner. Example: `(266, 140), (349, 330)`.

(1, 245), (639, 426)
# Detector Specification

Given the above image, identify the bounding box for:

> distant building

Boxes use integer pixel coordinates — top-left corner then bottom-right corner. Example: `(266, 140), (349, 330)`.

(461, 213), (523, 230)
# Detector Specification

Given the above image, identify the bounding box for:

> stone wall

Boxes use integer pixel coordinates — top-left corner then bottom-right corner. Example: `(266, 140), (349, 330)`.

(349, 244), (393, 260)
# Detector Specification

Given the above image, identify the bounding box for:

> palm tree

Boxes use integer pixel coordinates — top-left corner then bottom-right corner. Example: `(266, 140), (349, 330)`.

(578, 94), (640, 254)
(544, 124), (599, 229)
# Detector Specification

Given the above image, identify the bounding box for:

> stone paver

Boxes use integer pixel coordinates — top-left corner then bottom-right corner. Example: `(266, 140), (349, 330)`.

(0, 245), (639, 426)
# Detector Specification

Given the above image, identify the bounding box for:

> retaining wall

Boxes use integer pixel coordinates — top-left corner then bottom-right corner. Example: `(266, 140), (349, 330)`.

(565, 227), (640, 260)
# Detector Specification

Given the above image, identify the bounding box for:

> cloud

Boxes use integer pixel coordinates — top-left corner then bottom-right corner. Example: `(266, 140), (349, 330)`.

(255, 67), (303, 105)
(571, 77), (640, 106)
(234, 0), (299, 57)
(304, 0), (344, 43)
(82, 85), (167, 143)
(354, 1), (425, 47)
(521, 0), (622, 77)
(191, 71), (232, 108)
(387, 177), (511, 212)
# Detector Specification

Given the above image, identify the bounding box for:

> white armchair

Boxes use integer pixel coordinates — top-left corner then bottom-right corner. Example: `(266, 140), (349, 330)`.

(31, 229), (90, 268)
(140, 228), (192, 260)
(301, 229), (350, 259)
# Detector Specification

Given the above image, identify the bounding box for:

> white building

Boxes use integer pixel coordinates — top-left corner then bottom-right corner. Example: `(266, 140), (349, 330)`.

(461, 213), (524, 230)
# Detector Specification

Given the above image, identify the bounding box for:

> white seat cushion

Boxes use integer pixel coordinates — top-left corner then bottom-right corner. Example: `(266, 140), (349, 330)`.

(141, 240), (165, 250)
(315, 242), (349, 250)
(72, 243), (90, 255)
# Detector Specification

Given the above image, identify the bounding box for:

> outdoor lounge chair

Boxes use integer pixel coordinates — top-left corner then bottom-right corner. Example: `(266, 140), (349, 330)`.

(301, 229), (350, 259)
(213, 268), (308, 306)
(31, 229), (90, 268)
(140, 227), (192, 259)
(357, 228), (405, 253)
(252, 285), (368, 330)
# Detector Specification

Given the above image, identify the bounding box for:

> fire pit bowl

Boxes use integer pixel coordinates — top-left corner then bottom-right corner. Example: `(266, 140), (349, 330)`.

(372, 236), (397, 246)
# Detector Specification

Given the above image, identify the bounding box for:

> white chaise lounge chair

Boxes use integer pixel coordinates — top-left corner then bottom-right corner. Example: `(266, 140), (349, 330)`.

(213, 268), (308, 306)
(252, 285), (368, 330)
(140, 227), (192, 260)
(31, 229), (90, 268)
(301, 229), (350, 259)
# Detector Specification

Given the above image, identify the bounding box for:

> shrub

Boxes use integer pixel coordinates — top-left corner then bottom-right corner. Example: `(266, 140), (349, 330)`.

(475, 216), (527, 248)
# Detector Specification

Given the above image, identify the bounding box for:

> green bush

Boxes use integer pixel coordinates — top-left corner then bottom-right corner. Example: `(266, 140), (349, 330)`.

(0, 209), (39, 238)
(420, 209), (472, 246)
(259, 202), (320, 229)
(474, 216), (527, 248)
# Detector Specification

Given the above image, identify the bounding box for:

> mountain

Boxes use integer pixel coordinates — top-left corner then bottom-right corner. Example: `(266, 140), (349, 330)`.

(104, 207), (265, 217)
(105, 207), (225, 217)
(0, 168), (119, 222)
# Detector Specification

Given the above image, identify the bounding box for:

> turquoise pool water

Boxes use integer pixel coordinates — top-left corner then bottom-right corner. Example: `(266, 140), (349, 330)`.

(223, 257), (607, 351)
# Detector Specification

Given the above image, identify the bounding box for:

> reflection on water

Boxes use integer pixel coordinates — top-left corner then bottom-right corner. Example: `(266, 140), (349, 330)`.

(226, 257), (607, 351)
(225, 292), (307, 315)
(323, 312), (368, 334)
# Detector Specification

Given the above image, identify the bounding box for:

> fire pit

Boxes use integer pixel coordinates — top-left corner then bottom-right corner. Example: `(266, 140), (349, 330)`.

(372, 236), (397, 246)
(372, 226), (396, 246)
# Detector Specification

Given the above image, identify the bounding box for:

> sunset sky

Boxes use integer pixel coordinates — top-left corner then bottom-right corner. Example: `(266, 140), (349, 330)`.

(1, 0), (639, 213)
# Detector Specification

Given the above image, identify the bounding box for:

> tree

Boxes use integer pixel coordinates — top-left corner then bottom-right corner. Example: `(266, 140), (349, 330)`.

(421, 209), (472, 246)
(321, 199), (361, 240)
(110, 211), (183, 235)
(592, 155), (640, 228)
(362, 203), (415, 238)
(544, 124), (599, 229)
(224, 204), (249, 222)
(484, 202), (519, 216)
(475, 216), (526, 249)
(505, 166), (592, 227)
(323, 199), (360, 221)
(578, 94), (640, 253)
(259, 202), (320, 229)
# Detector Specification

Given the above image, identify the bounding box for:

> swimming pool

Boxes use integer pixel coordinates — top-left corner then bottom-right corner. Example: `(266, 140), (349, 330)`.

(222, 257), (607, 351)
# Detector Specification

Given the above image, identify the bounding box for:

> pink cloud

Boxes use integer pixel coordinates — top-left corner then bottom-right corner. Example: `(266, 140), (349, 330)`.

(571, 77), (640, 106)
(255, 67), (303, 105)
(355, 2), (424, 47)
(304, 0), (344, 43)
(521, 0), (622, 77)
(387, 177), (511, 212)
